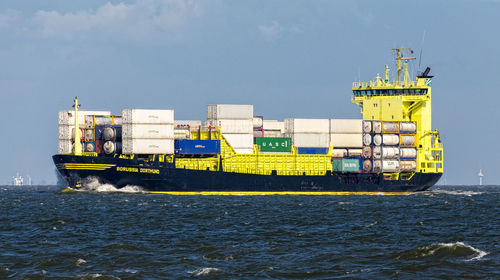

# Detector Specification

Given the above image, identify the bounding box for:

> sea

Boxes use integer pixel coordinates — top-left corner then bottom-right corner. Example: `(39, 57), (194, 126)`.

(0, 184), (498, 279)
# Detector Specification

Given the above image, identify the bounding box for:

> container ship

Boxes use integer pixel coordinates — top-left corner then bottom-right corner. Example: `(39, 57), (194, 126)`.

(53, 49), (443, 193)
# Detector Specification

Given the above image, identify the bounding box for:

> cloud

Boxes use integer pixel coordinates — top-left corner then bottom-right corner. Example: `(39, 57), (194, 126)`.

(32, 0), (202, 40)
(0, 9), (19, 28)
(258, 21), (284, 40)
(258, 21), (303, 41)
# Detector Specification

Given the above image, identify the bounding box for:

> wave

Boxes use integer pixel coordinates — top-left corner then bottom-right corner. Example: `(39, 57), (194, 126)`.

(412, 190), (484, 196)
(397, 242), (488, 261)
(70, 177), (146, 193)
(188, 267), (220, 276)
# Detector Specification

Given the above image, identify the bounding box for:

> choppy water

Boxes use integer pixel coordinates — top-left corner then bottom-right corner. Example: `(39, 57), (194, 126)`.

(0, 185), (499, 279)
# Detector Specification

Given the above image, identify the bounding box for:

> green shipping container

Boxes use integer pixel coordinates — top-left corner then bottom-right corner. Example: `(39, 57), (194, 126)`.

(254, 137), (291, 152)
(332, 158), (361, 172)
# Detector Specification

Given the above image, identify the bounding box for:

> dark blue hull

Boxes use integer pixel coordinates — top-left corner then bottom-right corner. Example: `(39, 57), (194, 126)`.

(53, 155), (441, 192)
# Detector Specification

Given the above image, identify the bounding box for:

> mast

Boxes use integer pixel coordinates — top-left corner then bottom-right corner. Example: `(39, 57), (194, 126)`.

(73, 97), (82, 155)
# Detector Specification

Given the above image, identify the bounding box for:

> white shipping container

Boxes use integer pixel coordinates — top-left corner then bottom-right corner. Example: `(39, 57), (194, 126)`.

(330, 119), (362, 134)
(207, 104), (253, 120)
(122, 109), (174, 124)
(263, 120), (284, 132)
(122, 139), (174, 154)
(263, 130), (283, 138)
(382, 160), (400, 172)
(330, 134), (362, 148)
(122, 124), (174, 139)
(205, 119), (253, 134)
(287, 133), (330, 148)
(58, 125), (84, 140)
(58, 139), (83, 154)
(174, 120), (202, 129)
(284, 119), (330, 134)
(58, 110), (111, 125)
(223, 133), (254, 148)
(332, 149), (348, 157)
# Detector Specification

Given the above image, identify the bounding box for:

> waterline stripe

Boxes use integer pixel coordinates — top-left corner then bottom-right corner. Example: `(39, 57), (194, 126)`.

(148, 191), (411, 196)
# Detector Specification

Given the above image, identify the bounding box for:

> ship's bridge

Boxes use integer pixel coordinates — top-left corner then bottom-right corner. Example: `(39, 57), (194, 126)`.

(350, 48), (443, 175)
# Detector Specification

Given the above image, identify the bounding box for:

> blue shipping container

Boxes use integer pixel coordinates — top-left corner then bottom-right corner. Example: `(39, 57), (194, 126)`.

(175, 140), (221, 154)
(297, 147), (329, 154)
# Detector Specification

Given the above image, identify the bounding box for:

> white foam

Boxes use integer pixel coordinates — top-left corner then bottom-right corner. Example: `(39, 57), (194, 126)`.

(188, 267), (220, 276)
(421, 242), (488, 261)
(75, 177), (146, 193)
(75, 258), (86, 266)
(412, 190), (484, 196)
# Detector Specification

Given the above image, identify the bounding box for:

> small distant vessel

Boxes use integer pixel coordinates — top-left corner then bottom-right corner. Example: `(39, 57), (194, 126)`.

(12, 173), (24, 186)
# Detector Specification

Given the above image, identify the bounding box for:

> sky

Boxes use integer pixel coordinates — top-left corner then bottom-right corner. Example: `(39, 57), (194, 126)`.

(0, 0), (498, 185)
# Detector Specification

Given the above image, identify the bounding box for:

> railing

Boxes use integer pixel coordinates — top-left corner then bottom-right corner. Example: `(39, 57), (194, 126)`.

(352, 81), (417, 88)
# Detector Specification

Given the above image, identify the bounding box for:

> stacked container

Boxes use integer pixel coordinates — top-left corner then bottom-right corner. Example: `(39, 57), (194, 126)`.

(58, 110), (110, 154)
(362, 120), (418, 172)
(284, 118), (330, 154)
(206, 104), (254, 154)
(86, 115), (122, 154)
(399, 122), (418, 172)
(262, 120), (284, 138)
(330, 119), (363, 157)
(122, 109), (175, 154)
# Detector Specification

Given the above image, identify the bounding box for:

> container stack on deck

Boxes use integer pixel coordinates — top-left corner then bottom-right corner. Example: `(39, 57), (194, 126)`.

(87, 115), (122, 154)
(58, 110), (110, 154)
(330, 119), (363, 157)
(284, 118), (330, 154)
(262, 120), (285, 137)
(206, 104), (254, 154)
(122, 109), (175, 154)
(362, 121), (418, 172)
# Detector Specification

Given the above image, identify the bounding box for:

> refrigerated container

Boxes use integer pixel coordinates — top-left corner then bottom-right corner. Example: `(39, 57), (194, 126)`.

(122, 139), (174, 154)
(207, 104), (253, 120)
(329, 119), (363, 134)
(331, 133), (363, 148)
(122, 109), (174, 124)
(284, 118), (330, 134)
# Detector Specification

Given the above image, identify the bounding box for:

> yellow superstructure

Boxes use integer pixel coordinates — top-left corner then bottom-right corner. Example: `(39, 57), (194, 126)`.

(351, 48), (443, 174)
